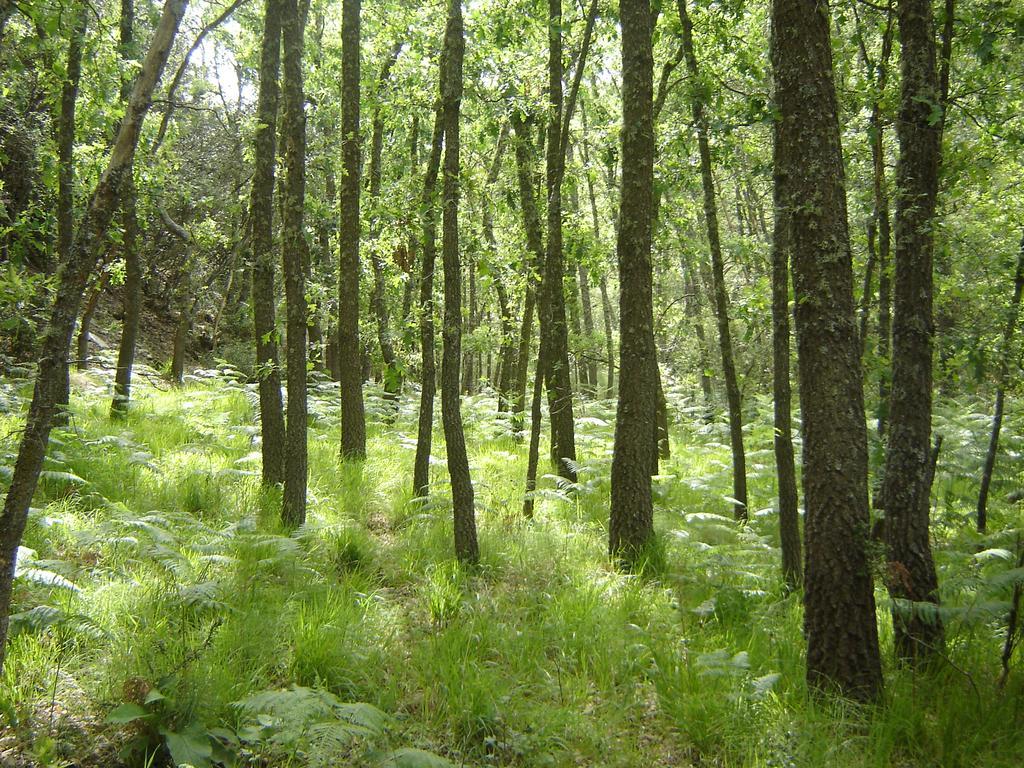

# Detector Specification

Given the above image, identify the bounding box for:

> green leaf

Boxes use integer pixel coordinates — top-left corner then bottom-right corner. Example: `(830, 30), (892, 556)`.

(162, 723), (214, 768)
(105, 702), (150, 724)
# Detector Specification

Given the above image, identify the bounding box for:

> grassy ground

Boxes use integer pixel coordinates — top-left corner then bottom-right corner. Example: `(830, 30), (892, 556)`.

(2, 361), (1024, 767)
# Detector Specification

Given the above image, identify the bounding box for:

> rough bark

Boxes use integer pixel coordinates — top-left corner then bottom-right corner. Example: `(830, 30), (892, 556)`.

(678, 0), (747, 519)
(770, 139), (802, 590)
(770, 0), (882, 701)
(339, 0), (366, 459)
(412, 102), (444, 498)
(440, 0), (478, 564)
(249, 0), (286, 485)
(881, 0), (945, 663)
(280, 0), (307, 526)
(542, 0), (578, 481)
(609, 0), (655, 565)
(977, 235), (1024, 533)
(0, 0), (187, 674)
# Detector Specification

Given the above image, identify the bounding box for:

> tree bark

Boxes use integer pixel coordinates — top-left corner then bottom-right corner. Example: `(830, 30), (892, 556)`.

(0, 0), (187, 674)
(412, 103), (444, 498)
(339, 0), (366, 459)
(881, 0), (945, 663)
(678, 0), (747, 520)
(280, 0), (308, 526)
(52, 6), (87, 424)
(541, 0), (578, 481)
(609, 0), (655, 566)
(249, 0), (286, 485)
(770, 0), (882, 701)
(977, 235), (1024, 533)
(368, 44), (403, 415)
(770, 137), (802, 590)
(440, 0), (478, 564)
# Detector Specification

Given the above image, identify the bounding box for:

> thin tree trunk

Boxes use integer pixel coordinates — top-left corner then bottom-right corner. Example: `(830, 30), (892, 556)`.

(52, 6), (87, 424)
(412, 103), (444, 498)
(609, 0), (655, 566)
(771, 142), (802, 590)
(678, 0), (747, 519)
(77, 267), (113, 370)
(770, 0), (882, 701)
(510, 111), (543, 431)
(249, 0), (286, 485)
(339, 0), (366, 459)
(440, 0), (478, 564)
(977, 234), (1024, 533)
(280, 0), (307, 526)
(882, 0), (945, 663)
(368, 44), (403, 415)
(599, 273), (614, 396)
(0, 0), (187, 674)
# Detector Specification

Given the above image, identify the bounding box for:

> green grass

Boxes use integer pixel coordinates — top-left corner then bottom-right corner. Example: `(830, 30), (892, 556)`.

(1, 367), (1023, 766)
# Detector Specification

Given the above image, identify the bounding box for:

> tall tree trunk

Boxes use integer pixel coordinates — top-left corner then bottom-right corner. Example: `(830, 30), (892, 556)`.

(770, 137), (802, 590)
(462, 255), (477, 393)
(280, 0), (308, 526)
(609, 0), (655, 566)
(881, 0), (945, 663)
(510, 111), (543, 431)
(678, 0), (747, 520)
(440, 0), (478, 564)
(52, 5), (87, 425)
(770, 0), (882, 701)
(110, 0), (142, 417)
(339, 0), (366, 459)
(977, 235), (1024, 533)
(542, 0), (577, 481)
(249, 0), (286, 485)
(368, 44), (403, 416)
(412, 103), (444, 498)
(0, 0), (187, 674)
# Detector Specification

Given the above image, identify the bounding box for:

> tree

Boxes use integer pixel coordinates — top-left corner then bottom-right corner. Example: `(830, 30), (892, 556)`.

(677, 0), (747, 520)
(609, 0), (655, 565)
(0, 0), (189, 673)
(110, 0), (143, 417)
(339, 0), (366, 460)
(881, 0), (945, 662)
(249, 0), (286, 486)
(770, 0), (882, 700)
(440, 0), (478, 564)
(412, 102), (444, 498)
(280, 0), (308, 526)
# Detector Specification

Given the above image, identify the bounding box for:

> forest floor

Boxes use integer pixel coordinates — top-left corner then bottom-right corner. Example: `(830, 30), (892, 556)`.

(2, 359), (1024, 767)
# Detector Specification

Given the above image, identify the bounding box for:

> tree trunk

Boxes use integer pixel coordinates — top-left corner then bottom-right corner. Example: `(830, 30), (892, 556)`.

(510, 111), (543, 432)
(440, 0), (478, 564)
(52, 6), (87, 425)
(599, 273), (615, 396)
(280, 0), (308, 526)
(368, 44), (403, 416)
(770, 140), (802, 590)
(0, 0), (187, 675)
(249, 0), (286, 485)
(770, 0), (882, 701)
(609, 0), (655, 566)
(339, 0), (366, 459)
(412, 103), (444, 498)
(678, 0), (747, 520)
(881, 0), (945, 663)
(977, 234), (1024, 533)
(542, 0), (577, 481)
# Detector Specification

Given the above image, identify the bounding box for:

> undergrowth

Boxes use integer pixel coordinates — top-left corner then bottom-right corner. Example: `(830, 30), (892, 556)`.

(1, 363), (1023, 767)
